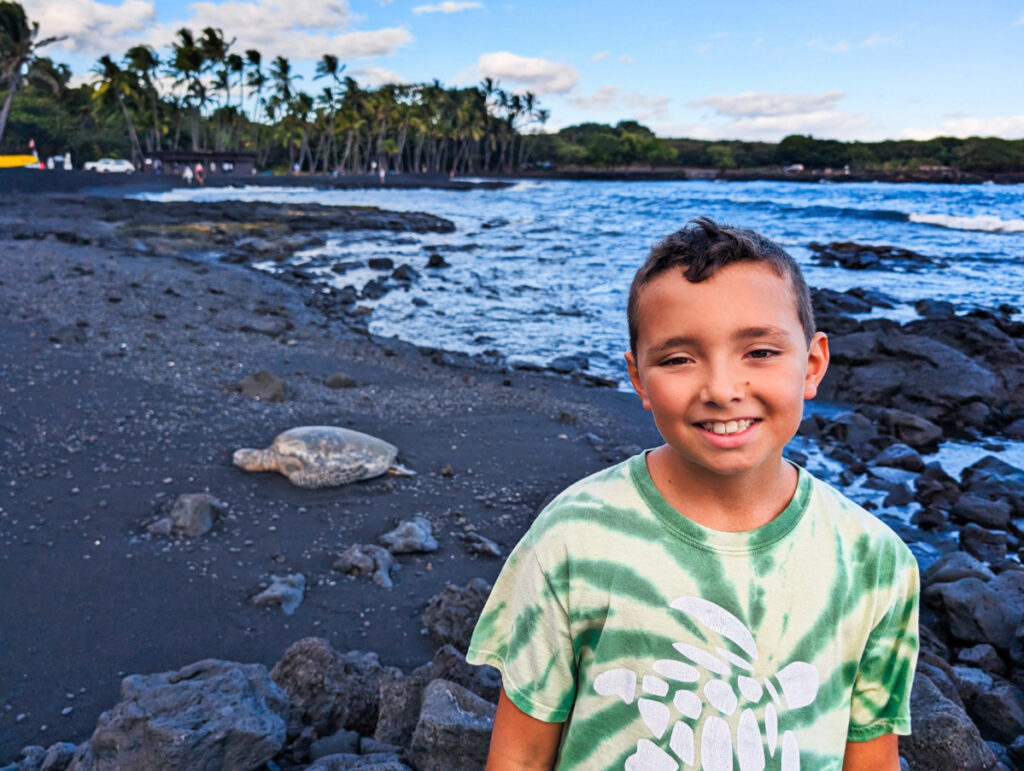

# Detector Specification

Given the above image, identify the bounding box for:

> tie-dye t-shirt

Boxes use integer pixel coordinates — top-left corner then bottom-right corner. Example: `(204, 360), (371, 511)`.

(466, 454), (919, 770)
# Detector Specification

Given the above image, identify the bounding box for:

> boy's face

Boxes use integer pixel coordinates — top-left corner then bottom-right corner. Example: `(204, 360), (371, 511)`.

(625, 262), (829, 483)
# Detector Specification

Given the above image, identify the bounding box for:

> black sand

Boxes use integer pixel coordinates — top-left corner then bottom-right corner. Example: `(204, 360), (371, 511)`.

(0, 188), (658, 761)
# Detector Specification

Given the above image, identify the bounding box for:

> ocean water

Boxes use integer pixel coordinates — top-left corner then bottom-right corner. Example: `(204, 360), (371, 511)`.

(139, 179), (1024, 385)
(138, 179), (1024, 522)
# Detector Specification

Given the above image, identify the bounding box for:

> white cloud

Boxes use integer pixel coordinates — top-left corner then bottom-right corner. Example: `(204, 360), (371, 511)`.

(33, 0), (156, 52)
(34, 0), (412, 61)
(687, 90), (869, 141)
(696, 42), (711, 54)
(351, 64), (406, 86)
(590, 51), (609, 61)
(617, 54), (634, 64)
(568, 85), (669, 119)
(690, 91), (845, 118)
(751, 37), (763, 51)
(715, 111), (870, 141)
(477, 51), (578, 94)
(902, 115), (1024, 140)
(411, 1), (482, 14)
(1014, 11), (1024, 26)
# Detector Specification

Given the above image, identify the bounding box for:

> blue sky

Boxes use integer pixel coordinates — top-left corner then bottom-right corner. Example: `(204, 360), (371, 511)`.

(26, 0), (1024, 141)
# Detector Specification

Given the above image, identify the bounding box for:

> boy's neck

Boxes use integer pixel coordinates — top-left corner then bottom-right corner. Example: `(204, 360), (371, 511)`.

(644, 446), (799, 533)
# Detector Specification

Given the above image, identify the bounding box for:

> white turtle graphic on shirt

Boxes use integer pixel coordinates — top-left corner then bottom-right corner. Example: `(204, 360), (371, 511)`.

(593, 597), (819, 770)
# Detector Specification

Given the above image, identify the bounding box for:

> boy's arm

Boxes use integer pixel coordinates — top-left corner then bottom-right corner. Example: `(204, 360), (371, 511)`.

(842, 734), (899, 770)
(486, 687), (564, 771)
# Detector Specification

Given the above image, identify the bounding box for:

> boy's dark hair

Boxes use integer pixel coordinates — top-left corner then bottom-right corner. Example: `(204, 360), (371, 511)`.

(627, 217), (816, 355)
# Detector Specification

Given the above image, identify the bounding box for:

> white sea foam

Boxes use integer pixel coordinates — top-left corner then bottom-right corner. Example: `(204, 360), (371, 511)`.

(909, 212), (1024, 233)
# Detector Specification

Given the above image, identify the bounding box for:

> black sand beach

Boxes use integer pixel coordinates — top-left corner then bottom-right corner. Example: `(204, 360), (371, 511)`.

(3, 175), (1024, 770)
(0, 185), (658, 761)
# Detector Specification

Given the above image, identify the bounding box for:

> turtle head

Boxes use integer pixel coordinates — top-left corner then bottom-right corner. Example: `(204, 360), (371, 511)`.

(233, 447), (274, 471)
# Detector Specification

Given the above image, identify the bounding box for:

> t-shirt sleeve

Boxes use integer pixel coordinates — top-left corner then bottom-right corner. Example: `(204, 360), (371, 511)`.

(846, 542), (920, 741)
(466, 528), (577, 723)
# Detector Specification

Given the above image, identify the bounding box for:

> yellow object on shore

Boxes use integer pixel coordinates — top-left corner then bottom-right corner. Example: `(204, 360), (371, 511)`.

(0, 154), (40, 168)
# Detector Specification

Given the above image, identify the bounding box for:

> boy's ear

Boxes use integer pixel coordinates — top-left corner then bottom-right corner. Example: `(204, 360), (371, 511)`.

(624, 351), (652, 411)
(803, 332), (830, 400)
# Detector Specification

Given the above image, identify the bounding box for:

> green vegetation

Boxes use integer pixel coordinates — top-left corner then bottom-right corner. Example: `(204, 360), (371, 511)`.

(532, 125), (1024, 174)
(0, 2), (548, 172)
(3, 0), (1023, 175)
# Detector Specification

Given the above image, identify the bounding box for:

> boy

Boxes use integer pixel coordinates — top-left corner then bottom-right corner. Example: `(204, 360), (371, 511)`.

(466, 218), (919, 770)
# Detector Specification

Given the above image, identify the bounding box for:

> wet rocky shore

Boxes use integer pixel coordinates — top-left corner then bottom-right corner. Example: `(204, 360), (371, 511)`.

(1, 193), (1023, 770)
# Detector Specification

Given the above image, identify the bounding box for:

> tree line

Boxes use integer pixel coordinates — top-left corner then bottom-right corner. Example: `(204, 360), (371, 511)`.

(0, 1), (548, 173)
(532, 122), (1024, 174)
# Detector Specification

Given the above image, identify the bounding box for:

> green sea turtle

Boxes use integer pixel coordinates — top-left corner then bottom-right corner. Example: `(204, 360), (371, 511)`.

(233, 426), (411, 488)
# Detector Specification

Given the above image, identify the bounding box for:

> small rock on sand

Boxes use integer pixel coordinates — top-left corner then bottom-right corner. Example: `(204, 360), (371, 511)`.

(333, 545), (398, 589)
(147, 493), (224, 538)
(379, 516), (438, 554)
(325, 372), (357, 389)
(462, 532), (502, 558)
(238, 370), (286, 402)
(252, 574), (306, 615)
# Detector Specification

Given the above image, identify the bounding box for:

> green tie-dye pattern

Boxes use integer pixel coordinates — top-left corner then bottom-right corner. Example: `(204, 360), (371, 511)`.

(467, 454), (920, 768)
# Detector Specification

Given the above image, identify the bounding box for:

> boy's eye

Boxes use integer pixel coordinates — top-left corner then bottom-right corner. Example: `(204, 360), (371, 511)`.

(748, 349), (778, 359)
(659, 355), (691, 366)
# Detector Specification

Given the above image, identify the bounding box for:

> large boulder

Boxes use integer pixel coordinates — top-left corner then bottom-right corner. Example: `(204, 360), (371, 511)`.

(373, 674), (429, 748)
(900, 672), (999, 770)
(822, 329), (1002, 427)
(406, 680), (496, 771)
(961, 456), (1024, 513)
(271, 638), (401, 739)
(951, 666), (1024, 744)
(929, 571), (1024, 649)
(417, 644), (502, 704)
(422, 578), (492, 652)
(67, 659), (287, 771)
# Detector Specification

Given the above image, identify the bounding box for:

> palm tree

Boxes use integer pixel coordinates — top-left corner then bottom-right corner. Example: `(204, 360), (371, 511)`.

(314, 53), (344, 170)
(0, 0), (63, 146)
(124, 44), (162, 151)
(169, 28), (205, 150)
(92, 54), (144, 166)
(269, 55), (297, 104)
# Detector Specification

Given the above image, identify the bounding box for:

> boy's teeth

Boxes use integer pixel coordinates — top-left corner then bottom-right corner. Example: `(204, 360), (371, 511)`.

(704, 419), (754, 435)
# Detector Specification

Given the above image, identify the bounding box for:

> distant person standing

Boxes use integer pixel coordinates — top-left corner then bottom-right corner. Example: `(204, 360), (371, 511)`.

(63, 153), (72, 171)
(195, 163), (206, 186)
(379, 165), (386, 185)
(182, 165), (194, 185)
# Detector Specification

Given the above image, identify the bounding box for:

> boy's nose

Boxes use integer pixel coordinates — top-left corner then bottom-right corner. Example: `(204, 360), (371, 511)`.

(699, 363), (745, 405)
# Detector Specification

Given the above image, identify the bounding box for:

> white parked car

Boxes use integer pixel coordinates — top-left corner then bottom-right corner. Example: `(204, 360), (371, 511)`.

(84, 158), (134, 173)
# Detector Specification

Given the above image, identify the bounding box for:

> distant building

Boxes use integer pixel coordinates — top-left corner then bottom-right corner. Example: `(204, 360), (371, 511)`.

(145, 151), (256, 176)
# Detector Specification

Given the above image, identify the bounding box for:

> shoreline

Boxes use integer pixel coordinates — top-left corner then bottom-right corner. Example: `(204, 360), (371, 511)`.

(5, 166), (1022, 201)
(2, 189), (1023, 768)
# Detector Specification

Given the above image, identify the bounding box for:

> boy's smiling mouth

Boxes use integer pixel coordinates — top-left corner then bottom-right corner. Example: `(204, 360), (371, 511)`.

(695, 418), (759, 436)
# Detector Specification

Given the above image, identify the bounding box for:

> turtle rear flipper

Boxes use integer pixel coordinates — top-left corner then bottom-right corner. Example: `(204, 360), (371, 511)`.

(387, 462), (416, 477)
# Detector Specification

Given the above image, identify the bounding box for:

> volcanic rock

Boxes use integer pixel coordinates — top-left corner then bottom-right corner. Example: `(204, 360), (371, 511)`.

(422, 578), (491, 652)
(271, 638), (401, 738)
(66, 659), (287, 771)
(406, 680), (496, 771)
